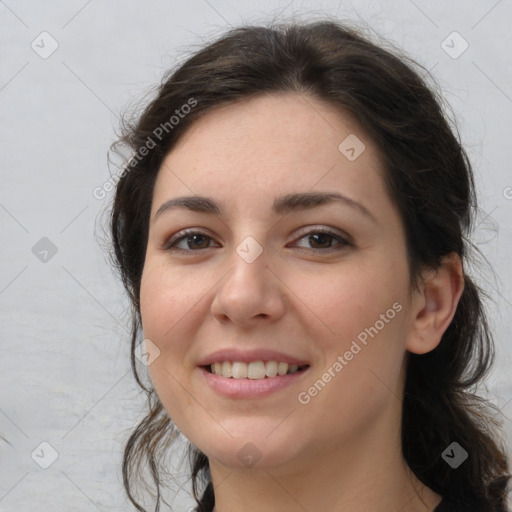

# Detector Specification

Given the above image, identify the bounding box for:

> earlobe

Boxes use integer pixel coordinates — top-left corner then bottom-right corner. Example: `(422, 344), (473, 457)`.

(406, 252), (465, 355)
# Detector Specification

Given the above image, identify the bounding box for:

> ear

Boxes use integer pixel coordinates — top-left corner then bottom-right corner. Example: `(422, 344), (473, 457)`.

(406, 252), (465, 355)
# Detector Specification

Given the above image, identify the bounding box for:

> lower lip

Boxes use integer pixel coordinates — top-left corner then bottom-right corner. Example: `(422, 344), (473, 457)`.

(198, 366), (310, 399)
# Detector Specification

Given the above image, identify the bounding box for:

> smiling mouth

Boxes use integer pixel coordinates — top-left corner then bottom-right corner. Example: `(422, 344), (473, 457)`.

(202, 361), (310, 379)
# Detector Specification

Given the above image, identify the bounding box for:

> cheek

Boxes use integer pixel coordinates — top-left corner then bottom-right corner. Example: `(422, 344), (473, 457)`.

(301, 259), (405, 339)
(139, 265), (200, 429)
(298, 299), (407, 442)
(299, 258), (408, 399)
(139, 259), (218, 365)
(140, 261), (203, 341)
(139, 263), (200, 398)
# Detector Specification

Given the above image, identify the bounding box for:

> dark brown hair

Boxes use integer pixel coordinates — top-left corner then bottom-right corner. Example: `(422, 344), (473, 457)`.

(108, 18), (511, 512)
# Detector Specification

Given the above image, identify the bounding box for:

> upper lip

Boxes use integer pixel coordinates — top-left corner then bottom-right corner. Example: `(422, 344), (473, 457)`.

(197, 348), (310, 366)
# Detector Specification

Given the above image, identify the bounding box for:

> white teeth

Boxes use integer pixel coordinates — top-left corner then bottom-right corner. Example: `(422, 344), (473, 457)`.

(277, 362), (288, 376)
(265, 360), (278, 377)
(247, 361), (266, 380)
(232, 361), (248, 379)
(209, 361), (306, 379)
(221, 361), (232, 378)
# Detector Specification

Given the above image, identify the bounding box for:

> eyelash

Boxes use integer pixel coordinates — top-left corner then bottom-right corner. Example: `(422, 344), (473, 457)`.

(163, 227), (353, 254)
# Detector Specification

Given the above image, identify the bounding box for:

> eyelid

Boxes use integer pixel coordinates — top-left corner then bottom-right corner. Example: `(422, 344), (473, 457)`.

(292, 225), (353, 245)
(163, 227), (218, 250)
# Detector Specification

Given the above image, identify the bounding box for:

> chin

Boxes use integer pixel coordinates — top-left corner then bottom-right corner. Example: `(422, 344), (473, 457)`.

(192, 432), (303, 471)
(206, 447), (294, 471)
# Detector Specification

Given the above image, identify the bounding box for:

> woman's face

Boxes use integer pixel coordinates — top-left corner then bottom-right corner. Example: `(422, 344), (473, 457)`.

(140, 92), (419, 470)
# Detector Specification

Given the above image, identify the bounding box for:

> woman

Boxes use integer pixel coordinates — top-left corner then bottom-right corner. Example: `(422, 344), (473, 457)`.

(109, 19), (510, 512)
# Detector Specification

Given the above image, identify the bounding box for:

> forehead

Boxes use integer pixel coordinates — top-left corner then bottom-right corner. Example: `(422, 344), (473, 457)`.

(151, 92), (391, 219)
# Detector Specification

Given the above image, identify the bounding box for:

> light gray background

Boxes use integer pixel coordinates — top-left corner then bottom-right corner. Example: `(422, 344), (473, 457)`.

(1, 1), (511, 511)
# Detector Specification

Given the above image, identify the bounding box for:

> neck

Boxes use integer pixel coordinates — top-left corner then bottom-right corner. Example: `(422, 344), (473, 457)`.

(210, 449), (441, 512)
(208, 396), (441, 512)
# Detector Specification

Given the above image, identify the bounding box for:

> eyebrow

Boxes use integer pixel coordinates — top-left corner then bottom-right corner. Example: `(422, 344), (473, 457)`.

(154, 191), (378, 225)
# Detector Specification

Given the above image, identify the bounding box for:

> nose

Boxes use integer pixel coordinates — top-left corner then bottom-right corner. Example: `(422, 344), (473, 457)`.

(210, 242), (286, 327)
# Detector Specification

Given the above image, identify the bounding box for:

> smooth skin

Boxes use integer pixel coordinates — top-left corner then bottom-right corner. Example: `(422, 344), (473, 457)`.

(139, 92), (464, 512)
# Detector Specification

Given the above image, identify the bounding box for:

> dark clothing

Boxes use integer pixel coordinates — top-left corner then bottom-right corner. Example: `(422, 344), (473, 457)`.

(434, 496), (509, 512)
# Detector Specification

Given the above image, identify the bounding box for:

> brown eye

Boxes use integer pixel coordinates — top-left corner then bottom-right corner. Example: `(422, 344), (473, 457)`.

(164, 229), (217, 252)
(291, 228), (352, 252)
